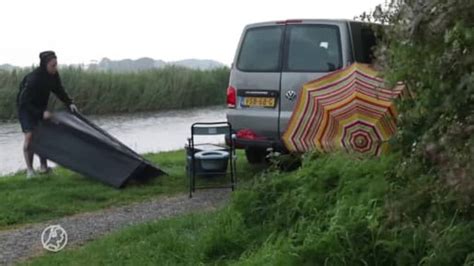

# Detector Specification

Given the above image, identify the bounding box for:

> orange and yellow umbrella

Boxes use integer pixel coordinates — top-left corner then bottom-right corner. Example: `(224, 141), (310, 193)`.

(282, 63), (405, 156)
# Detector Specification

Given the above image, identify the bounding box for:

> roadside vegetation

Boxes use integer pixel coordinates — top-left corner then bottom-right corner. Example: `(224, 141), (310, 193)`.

(0, 66), (230, 120)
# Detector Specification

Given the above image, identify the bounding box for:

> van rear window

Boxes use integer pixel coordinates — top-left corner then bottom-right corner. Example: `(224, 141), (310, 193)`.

(237, 26), (283, 72)
(285, 25), (342, 72)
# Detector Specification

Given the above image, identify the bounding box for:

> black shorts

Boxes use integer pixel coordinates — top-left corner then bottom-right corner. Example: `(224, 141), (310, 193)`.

(18, 108), (42, 133)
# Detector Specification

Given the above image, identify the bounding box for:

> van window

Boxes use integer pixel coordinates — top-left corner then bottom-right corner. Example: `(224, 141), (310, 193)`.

(350, 22), (378, 63)
(285, 25), (342, 72)
(237, 26), (283, 72)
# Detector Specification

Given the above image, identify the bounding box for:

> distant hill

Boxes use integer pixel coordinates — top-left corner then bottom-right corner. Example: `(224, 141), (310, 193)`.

(168, 59), (225, 70)
(0, 64), (16, 71)
(88, 58), (226, 72)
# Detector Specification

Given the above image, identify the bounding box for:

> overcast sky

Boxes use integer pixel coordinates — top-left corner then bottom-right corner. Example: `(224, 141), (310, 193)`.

(0, 0), (383, 67)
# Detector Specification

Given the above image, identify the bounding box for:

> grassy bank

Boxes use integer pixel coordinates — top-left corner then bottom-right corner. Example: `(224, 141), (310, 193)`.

(0, 66), (230, 120)
(0, 150), (260, 231)
(25, 153), (474, 265)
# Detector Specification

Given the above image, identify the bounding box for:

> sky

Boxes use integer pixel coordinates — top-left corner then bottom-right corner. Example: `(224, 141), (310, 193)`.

(0, 0), (384, 67)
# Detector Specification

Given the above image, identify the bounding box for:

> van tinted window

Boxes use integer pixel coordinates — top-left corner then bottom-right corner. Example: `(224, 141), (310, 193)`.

(350, 22), (378, 63)
(237, 26), (283, 72)
(285, 25), (342, 72)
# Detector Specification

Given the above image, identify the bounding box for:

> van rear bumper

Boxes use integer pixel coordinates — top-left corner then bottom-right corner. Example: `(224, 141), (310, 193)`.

(225, 135), (286, 152)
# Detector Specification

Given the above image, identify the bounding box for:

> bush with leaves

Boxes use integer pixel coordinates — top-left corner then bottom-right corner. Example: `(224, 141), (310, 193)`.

(359, 0), (474, 212)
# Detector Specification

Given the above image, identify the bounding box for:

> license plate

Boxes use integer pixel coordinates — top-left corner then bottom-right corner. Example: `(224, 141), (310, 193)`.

(242, 97), (276, 108)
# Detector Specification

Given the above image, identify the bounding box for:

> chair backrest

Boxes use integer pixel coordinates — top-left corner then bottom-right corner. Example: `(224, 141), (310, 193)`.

(191, 122), (231, 136)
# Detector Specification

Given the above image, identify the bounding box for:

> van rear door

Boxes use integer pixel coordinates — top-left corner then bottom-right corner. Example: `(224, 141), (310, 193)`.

(278, 21), (351, 137)
(227, 24), (284, 140)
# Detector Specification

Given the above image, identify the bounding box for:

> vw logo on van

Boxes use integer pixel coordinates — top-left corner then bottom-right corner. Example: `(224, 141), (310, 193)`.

(285, 90), (297, 101)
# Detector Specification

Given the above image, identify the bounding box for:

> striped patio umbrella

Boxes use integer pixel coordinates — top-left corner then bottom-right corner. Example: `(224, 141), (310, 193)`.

(282, 63), (405, 156)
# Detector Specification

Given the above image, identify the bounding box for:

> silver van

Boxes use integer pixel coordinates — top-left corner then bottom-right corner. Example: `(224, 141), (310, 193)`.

(226, 19), (378, 163)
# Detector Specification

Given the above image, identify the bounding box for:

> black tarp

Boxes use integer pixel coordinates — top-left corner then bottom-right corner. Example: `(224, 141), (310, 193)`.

(31, 112), (166, 188)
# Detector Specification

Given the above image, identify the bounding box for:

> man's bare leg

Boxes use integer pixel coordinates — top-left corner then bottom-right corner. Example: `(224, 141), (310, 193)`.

(23, 132), (35, 177)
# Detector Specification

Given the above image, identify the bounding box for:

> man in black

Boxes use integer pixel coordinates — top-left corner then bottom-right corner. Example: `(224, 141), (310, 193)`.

(17, 51), (78, 178)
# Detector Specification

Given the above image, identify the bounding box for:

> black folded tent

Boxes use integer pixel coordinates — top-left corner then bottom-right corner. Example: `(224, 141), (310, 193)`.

(31, 112), (166, 188)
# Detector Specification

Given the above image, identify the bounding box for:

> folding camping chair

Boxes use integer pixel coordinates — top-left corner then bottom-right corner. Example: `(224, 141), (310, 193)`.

(186, 122), (236, 198)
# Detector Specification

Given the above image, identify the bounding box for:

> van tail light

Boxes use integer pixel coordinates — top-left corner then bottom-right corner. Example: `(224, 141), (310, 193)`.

(236, 129), (265, 140)
(227, 86), (236, 108)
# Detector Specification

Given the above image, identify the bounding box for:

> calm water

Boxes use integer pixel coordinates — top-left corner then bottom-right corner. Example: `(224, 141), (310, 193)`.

(0, 106), (226, 176)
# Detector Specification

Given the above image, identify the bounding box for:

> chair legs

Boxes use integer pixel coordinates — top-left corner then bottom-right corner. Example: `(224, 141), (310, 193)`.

(230, 156), (236, 191)
(188, 159), (237, 198)
(188, 166), (193, 198)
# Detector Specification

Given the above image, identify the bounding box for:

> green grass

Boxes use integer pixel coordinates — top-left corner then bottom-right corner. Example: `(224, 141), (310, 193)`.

(24, 152), (474, 265)
(25, 213), (217, 266)
(0, 66), (230, 120)
(0, 150), (261, 230)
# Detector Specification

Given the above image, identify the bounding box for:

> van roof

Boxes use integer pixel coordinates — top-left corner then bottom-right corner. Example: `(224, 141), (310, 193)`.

(244, 19), (370, 29)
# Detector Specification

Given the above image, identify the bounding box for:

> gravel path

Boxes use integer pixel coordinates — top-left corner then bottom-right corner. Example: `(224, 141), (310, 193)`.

(0, 189), (231, 265)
